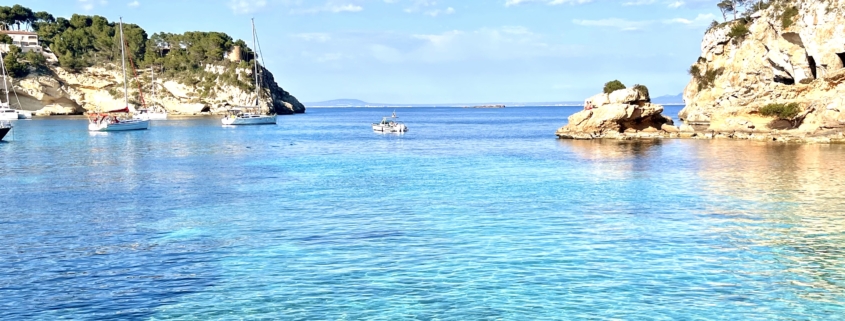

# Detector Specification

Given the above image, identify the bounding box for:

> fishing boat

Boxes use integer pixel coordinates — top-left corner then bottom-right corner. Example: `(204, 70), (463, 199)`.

(0, 120), (11, 141)
(372, 111), (408, 133)
(134, 66), (167, 120)
(88, 17), (149, 132)
(221, 19), (276, 126)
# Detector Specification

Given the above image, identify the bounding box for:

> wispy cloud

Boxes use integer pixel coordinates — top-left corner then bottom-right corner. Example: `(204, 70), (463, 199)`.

(229, 0), (267, 14)
(573, 13), (715, 30)
(622, 0), (656, 6)
(290, 1), (364, 14)
(505, 0), (593, 7)
(127, 0), (140, 7)
(78, 0), (108, 11)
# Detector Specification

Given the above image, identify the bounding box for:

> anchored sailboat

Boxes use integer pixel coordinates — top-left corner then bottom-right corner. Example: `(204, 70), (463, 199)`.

(222, 18), (276, 126)
(88, 17), (150, 131)
(134, 65), (167, 120)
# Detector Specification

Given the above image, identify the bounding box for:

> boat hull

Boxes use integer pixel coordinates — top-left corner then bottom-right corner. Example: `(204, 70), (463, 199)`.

(222, 115), (276, 125)
(0, 127), (9, 141)
(372, 124), (408, 133)
(0, 112), (16, 120)
(89, 119), (150, 131)
(16, 110), (32, 119)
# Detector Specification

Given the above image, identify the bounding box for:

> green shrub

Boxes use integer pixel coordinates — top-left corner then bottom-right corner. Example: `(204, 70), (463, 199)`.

(688, 65), (701, 77)
(603, 80), (626, 94)
(728, 22), (749, 39)
(760, 103), (800, 119)
(781, 6), (798, 28)
(632, 84), (650, 102)
(695, 67), (724, 91)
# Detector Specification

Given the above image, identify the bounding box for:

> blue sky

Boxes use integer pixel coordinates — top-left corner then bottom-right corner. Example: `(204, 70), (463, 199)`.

(19, 0), (720, 103)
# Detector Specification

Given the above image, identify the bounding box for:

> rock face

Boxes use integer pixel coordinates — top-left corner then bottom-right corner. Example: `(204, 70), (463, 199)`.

(3, 64), (305, 116)
(681, 0), (845, 135)
(556, 88), (677, 140)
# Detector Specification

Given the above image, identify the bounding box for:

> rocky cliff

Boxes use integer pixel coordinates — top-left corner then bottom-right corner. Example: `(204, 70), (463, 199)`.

(3, 64), (305, 116)
(681, 0), (845, 138)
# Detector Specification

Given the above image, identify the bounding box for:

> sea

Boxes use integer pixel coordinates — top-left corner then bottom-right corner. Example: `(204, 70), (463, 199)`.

(1, 106), (844, 320)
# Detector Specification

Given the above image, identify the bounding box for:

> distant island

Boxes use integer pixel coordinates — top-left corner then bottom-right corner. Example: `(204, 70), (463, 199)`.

(467, 105), (505, 108)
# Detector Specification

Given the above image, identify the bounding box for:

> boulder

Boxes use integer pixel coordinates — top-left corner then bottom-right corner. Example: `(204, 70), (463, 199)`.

(556, 101), (673, 140)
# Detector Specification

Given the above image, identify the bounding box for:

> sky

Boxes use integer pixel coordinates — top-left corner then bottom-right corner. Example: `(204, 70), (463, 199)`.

(17, 0), (721, 104)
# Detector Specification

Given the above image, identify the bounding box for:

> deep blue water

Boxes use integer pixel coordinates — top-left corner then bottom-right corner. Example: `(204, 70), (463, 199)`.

(1, 106), (844, 320)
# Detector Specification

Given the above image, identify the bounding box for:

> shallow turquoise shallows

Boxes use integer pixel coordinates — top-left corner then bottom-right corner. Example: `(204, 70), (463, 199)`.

(1, 107), (844, 320)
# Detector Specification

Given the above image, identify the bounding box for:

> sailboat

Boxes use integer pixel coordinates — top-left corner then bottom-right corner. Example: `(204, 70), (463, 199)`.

(222, 18), (276, 126)
(88, 17), (150, 131)
(0, 51), (21, 121)
(134, 65), (167, 120)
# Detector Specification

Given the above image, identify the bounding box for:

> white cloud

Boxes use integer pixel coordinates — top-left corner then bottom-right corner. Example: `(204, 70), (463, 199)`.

(229, 0), (267, 14)
(573, 13), (715, 30)
(289, 26), (586, 65)
(505, 0), (593, 7)
(127, 0), (140, 7)
(622, 0), (655, 5)
(78, 0), (108, 11)
(294, 33), (332, 42)
(667, 1), (684, 8)
(425, 7), (455, 17)
(572, 18), (653, 31)
(290, 1), (364, 14)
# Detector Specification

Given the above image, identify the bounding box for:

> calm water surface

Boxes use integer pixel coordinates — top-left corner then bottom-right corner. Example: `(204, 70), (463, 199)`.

(1, 107), (844, 320)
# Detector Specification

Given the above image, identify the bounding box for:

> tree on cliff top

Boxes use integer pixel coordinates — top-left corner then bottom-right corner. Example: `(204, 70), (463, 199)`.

(603, 80), (626, 94)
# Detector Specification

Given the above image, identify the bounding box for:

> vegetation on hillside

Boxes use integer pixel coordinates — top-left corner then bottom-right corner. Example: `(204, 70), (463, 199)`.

(1, 4), (260, 99)
(760, 103), (800, 119)
(603, 80), (626, 94)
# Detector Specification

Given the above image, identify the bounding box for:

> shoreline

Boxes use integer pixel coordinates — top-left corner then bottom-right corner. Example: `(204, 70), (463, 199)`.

(557, 128), (845, 144)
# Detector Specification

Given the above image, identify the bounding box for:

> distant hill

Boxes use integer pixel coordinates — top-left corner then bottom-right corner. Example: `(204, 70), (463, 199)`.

(306, 99), (372, 107)
(651, 94), (685, 105)
(305, 99), (585, 107)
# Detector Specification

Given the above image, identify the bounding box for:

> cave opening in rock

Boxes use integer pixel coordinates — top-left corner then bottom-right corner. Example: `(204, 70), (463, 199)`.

(837, 52), (845, 69)
(200, 106), (211, 112)
(774, 76), (795, 85)
(808, 55), (817, 79)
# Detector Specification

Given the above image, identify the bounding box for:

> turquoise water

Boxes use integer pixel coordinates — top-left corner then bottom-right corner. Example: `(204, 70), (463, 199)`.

(1, 107), (844, 320)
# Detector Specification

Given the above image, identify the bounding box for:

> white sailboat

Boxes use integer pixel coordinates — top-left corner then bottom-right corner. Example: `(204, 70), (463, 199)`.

(134, 65), (167, 120)
(0, 51), (20, 121)
(222, 18), (276, 126)
(88, 17), (149, 132)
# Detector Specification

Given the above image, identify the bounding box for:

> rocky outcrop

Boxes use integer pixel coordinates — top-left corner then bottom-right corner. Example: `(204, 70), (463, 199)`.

(556, 88), (678, 140)
(681, 0), (845, 138)
(2, 63), (305, 116)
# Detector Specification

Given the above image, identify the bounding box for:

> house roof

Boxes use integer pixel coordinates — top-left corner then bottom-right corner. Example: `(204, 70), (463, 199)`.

(0, 30), (37, 35)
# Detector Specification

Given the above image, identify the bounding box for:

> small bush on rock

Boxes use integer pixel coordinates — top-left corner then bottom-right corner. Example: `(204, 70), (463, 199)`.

(632, 84), (650, 102)
(760, 103), (800, 119)
(781, 6), (798, 28)
(728, 22), (750, 40)
(603, 80), (626, 94)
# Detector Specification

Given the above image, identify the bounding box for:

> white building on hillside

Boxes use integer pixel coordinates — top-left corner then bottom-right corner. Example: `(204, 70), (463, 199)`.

(0, 30), (43, 53)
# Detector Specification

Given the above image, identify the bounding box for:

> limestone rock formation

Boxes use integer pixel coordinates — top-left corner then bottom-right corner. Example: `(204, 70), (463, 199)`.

(2, 64), (305, 116)
(681, 0), (845, 138)
(556, 88), (677, 140)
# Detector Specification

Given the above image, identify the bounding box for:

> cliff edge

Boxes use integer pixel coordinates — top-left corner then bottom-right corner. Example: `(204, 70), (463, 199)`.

(5, 63), (305, 116)
(681, 0), (845, 138)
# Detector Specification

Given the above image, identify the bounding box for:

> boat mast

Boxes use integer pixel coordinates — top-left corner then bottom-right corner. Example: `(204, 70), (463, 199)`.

(252, 18), (260, 109)
(119, 17), (128, 109)
(0, 51), (9, 105)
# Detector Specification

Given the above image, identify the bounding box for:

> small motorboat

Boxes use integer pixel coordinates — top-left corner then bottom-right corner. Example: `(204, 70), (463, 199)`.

(372, 112), (408, 133)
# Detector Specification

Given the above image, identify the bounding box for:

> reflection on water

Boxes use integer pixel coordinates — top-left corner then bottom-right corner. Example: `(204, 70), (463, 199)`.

(692, 141), (845, 305)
